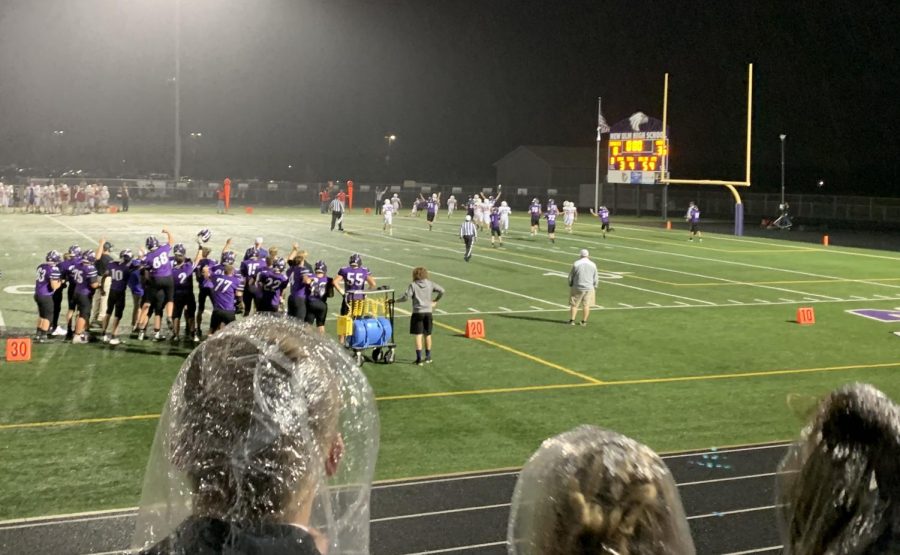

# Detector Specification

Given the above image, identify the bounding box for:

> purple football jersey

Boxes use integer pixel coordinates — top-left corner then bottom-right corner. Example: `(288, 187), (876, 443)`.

(338, 265), (370, 300)
(256, 269), (288, 309)
(306, 275), (331, 300)
(529, 203), (541, 215)
(144, 244), (173, 278)
(127, 264), (144, 296)
(288, 265), (311, 298)
(598, 208), (610, 222)
(34, 263), (61, 297)
(490, 212), (501, 230)
(240, 258), (268, 279)
(173, 261), (194, 293)
(106, 261), (132, 292)
(426, 199), (437, 214)
(72, 262), (99, 296)
(203, 274), (244, 312)
(59, 257), (81, 285)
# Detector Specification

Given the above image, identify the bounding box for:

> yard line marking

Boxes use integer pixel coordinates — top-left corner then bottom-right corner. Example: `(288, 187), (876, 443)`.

(432, 320), (602, 384)
(291, 235), (568, 308)
(754, 299), (770, 303)
(721, 546), (784, 555)
(728, 299), (743, 304)
(371, 502), (509, 523)
(467, 307), (479, 312)
(498, 306), (512, 312)
(874, 294), (891, 299)
(42, 214), (96, 243)
(0, 413), (160, 431)
(802, 297), (820, 301)
(6, 360), (900, 431)
(618, 303), (633, 308)
(357, 220), (719, 306)
(851, 295), (867, 300)
(530, 305), (543, 310)
(674, 301), (689, 306)
(647, 302), (661, 307)
(400, 541), (508, 555)
(686, 504), (778, 520)
(779, 298), (797, 303)
(435, 308), (448, 314)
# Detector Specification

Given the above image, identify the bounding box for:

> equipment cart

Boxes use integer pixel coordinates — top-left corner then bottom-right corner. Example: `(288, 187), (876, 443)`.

(337, 288), (397, 365)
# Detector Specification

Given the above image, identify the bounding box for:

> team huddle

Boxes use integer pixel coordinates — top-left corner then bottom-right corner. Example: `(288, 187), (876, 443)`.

(32, 229), (378, 346)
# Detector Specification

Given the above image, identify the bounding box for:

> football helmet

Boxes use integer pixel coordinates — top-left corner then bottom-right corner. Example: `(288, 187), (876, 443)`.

(349, 253), (362, 267)
(145, 236), (160, 250)
(46, 250), (62, 263)
(120, 249), (133, 263)
(173, 244), (187, 257)
(314, 260), (327, 274)
(221, 251), (236, 265)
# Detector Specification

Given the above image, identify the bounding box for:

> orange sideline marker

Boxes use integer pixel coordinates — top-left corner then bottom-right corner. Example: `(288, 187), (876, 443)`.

(465, 319), (485, 338)
(796, 307), (815, 325)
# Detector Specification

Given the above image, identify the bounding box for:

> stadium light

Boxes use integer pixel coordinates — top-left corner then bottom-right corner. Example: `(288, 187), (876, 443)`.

(384, 134), (397, 165)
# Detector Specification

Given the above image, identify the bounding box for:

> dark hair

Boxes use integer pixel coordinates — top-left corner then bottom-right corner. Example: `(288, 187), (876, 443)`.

(412, 267), (428, 281)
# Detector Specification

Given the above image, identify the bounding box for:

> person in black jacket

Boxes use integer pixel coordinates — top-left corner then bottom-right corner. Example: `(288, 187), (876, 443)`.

(132, 314), (380, 555)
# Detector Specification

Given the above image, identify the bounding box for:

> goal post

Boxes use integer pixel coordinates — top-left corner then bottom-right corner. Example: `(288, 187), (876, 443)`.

(659, 64), (753, 236)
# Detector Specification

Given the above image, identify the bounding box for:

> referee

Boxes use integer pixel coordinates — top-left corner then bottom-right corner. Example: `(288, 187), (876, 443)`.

(329, 196), (345, 232)
(460, 214), (477, 262)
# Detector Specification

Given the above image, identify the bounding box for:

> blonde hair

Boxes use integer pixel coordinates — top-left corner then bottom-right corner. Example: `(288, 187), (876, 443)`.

(550, 448), (671, 555)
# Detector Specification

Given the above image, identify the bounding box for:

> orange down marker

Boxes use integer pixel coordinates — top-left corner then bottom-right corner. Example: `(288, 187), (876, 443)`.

(796, 307), (815, 325)
(6, 338), (32, 362)
(465, 319), (485, 338)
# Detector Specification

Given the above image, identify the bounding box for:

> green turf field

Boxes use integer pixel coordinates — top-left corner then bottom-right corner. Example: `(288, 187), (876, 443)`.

(2, 205), (900, 520)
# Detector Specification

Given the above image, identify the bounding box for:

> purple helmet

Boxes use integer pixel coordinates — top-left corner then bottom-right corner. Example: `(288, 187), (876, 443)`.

(173, 243), (187, 257)
(221, 251), (236, 265)
(120, 249), (133, 263)
(68, 245), (82, 257)
(273, 257), (287, 273)
(314, 260), (327, 274)
(83, 250), (97, 264)
(197, 228), (212, 243)
(349, 253), (362, 267)
(145, 236), (159, 250)
(46, 250), (62, 263)
(244, 247), (259, 261)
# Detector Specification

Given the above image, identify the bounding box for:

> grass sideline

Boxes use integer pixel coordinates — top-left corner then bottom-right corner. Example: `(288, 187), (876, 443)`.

(2, 205), (900, 519)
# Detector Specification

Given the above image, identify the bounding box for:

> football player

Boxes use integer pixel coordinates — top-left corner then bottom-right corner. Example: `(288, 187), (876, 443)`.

(72, 250), (100, 343)
(425, 193), (441, 231)
(686, 201), (702, 242)
(240, 246), (268, 316)
(589, 206), (611, 238)
(529, 198), (542, 236)
(59, 245), (83, 338)
(101, 249), (134, 345)
(142, 229), (176, 340)
(200, 255), (243, 335)
(382, 199), (394, 236)
(489, 207), (503, 248)
(34, 251), (62, 342)
(545, 202), (559, 244)
(333, 253), (377, 344)
(498, 200), (512, 234)
(304, 260), (333, 334)
(563, 201), (577, 233)
(170, 244), (199, 342)
(255, 257), (289, 313)
(446, 195), (457, 218)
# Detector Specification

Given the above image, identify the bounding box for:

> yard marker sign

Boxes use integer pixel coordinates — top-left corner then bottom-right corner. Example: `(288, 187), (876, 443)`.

(465, 319), (485, 339)
(6, 338), (32, 362)
(796, 307), (815, 325)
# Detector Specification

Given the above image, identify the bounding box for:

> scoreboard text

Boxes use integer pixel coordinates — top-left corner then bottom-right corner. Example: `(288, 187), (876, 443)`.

(606, 130), (668, 184)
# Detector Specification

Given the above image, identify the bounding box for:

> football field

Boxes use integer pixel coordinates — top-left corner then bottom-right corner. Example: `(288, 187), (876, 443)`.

(2, 204), (900, 522)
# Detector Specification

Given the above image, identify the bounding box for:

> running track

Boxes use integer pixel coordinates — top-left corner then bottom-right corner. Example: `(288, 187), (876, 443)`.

(0, 442), (789, 554)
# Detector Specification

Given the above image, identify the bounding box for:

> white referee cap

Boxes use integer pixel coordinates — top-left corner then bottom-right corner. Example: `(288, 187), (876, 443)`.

(580, 249), (589, 257)
(465, 215), (472, 221)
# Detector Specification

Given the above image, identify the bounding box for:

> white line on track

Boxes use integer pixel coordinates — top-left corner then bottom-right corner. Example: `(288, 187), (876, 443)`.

(371, 502), (510, 523)
(721, 546), (784, 555)
(686, 504), (779, 520)
(400, 541), (507, 555)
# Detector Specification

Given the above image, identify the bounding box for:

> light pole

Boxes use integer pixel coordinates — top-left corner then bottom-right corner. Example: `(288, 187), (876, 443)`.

(779, 134), (786, 208)
(188, 132), (202, 176)
(384, 134), (396, 165)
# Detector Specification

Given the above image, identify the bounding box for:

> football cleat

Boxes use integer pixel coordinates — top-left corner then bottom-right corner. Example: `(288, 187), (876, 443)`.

(109, 337), (121, 345)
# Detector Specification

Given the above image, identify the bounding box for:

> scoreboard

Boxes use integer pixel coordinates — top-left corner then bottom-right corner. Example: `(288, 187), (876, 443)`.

(607, 131), (668, 184)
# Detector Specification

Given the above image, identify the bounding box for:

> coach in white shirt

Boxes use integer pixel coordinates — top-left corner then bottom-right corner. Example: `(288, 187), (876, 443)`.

(568, 249), (598, 326)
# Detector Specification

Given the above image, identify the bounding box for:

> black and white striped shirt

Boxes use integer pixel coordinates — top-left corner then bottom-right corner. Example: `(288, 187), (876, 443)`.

(459, 220), (477, 238)
(330, 199), (344, 213)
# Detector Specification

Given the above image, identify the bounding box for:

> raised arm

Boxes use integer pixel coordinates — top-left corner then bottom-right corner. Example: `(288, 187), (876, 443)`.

(162, 228), (174, 246)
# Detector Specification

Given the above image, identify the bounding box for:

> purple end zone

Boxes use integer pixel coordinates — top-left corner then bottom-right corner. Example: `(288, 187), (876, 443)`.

(847, 308), (900, 322)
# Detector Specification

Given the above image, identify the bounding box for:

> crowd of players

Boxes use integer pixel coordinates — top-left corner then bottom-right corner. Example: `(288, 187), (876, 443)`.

(32, 229), (378, 346)
(0, 181), (132, 214)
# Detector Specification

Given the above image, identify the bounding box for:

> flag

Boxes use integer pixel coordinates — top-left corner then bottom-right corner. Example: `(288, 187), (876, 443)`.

(596, 112), (610, 141)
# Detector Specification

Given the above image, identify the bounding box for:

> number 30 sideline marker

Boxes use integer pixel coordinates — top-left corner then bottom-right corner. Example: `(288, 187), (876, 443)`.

(6, 338), (32, 362)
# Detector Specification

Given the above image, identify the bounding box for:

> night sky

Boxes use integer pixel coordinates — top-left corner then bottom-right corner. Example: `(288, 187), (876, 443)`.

(0, 0), (897, 194)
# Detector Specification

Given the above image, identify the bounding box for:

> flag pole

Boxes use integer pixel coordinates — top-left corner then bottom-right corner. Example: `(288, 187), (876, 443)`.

(594, 97), (602, 211)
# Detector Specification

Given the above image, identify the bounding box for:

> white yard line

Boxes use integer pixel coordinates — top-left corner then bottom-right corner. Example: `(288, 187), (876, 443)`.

(721, 547), (784, 555)
(498, 306), (512, 312)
